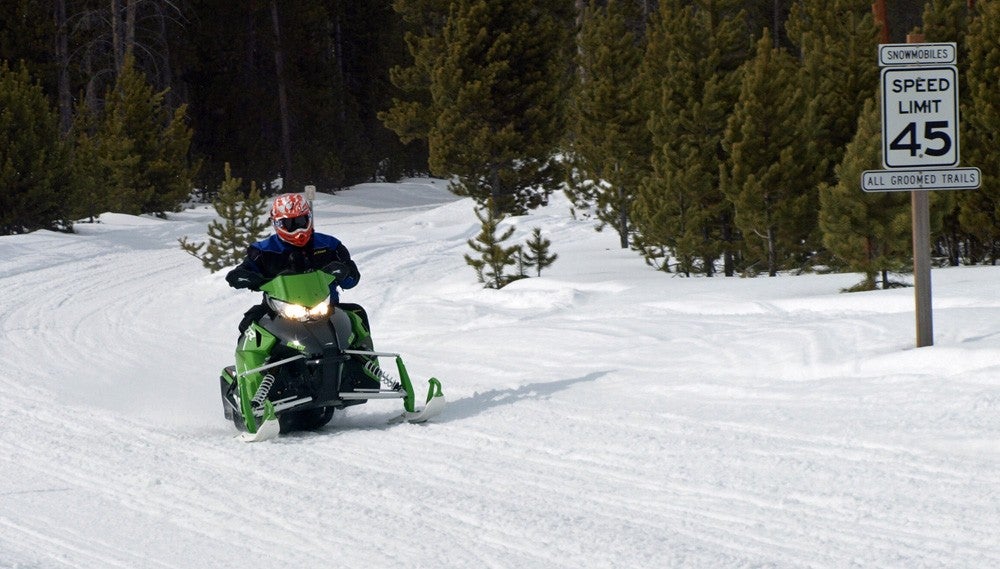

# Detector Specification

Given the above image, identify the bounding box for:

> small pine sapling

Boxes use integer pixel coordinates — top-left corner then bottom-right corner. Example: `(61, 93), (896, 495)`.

(464, 201), (520, 289)
(179, 164), (269, 272)
(522, 227), (557, 277)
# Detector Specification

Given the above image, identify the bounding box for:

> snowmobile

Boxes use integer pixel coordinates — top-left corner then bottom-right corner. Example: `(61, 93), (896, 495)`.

(220, 269), (445, 442)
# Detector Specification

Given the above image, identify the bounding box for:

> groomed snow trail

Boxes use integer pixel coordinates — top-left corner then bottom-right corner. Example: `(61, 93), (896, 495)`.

(1, 179), (998, 568)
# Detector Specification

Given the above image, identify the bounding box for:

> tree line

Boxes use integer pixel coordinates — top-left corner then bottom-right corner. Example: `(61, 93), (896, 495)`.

(2, 0), (996, 290)
(1, 0), (423, 234)
(384, 0), (996, 288)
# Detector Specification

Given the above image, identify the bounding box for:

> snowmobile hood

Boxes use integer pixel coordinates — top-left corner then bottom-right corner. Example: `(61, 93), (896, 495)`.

(260, 271), (336, 307)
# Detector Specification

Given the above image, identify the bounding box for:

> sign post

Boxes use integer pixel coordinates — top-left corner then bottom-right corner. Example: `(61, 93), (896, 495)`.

(863, 38), (980, 348)
(304, 184), (316, 208)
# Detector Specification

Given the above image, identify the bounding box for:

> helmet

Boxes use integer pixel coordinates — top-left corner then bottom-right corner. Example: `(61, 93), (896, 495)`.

(270, 193), (313, 247)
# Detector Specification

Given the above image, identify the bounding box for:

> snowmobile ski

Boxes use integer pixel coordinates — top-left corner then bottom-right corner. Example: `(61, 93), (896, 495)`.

(239, 400), (280, 443)
(239, 417), (280, 442)
(390, 378), (446, 424)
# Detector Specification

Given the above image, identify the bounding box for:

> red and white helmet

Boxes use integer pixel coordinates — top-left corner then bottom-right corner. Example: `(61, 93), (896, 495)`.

(270, 193), (313, 247)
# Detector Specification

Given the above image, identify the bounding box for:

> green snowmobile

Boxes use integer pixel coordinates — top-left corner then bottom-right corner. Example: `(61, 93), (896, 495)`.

(220, 269), (445, 442)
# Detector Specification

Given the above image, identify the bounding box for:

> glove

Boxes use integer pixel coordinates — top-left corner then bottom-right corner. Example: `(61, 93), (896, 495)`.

(322, 261), (349, 280)
(226, 267), (267, 290)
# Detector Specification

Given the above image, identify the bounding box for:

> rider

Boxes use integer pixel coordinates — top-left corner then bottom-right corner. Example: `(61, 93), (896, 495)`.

(226, 192), (362, 332)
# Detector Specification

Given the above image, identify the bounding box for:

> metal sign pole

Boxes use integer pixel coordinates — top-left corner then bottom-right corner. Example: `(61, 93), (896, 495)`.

(905, 33), (934, 348)
(911, 185), (933, 347)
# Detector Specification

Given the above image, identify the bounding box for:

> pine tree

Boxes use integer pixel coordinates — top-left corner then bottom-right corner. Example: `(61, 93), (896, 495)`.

(179, 164), (269, 273)
(464, 201), (520, 289)
(784, 0), (880, 263)
(68, 99), (109, 223)
(959, 0), (1000, 263)
(0, 62), (71, 235)
(380, 0), (451, 146)
(819, 99), (911, 290)
(922, 0), (971, 53)
(567, 0), (649, 249)
(522, 227), (558, 277)
(722, 31), (823, 277)
(100, 56), (196, 216)
(97, 58), (158, 215)
(786, 0), (880, 182)
(75, 56), (196, 218)
(630, 0), (748, 276)
(427, 0), (574, 214)
(147, 102), (198, 213)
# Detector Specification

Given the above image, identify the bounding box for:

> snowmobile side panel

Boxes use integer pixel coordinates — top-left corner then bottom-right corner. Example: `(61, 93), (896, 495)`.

(343, 309), (372, 350)
(235, 323), (278, 434)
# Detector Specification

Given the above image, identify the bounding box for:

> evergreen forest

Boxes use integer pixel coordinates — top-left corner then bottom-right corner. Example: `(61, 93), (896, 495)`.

(1, 0), (997, 288)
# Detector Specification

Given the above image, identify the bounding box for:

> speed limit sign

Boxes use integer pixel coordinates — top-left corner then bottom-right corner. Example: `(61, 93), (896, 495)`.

(881, 65), (959, 168)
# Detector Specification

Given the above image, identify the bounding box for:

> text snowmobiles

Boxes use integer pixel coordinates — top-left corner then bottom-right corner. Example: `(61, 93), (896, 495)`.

(220, 269), (445, 442)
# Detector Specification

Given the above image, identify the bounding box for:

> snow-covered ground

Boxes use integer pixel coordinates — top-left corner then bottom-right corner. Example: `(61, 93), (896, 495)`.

(1, 178), (998, 568)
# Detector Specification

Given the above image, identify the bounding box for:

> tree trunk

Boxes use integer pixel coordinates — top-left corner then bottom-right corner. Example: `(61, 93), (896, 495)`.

(154, 2), (177, 111)
(333, 10), (347, 124)
(111, 0), (124, 72)
(271, 0), (294, 187)
(490, 166), (501, 217)
(125, 0), (136, 58)
(704, 226), (715, 277)
(616, 164), (628, 249)
(773, 0), (781, 44)
(110, 0), (137, 73)
(84, 48), (100, 116)
(767, 225), (777, 277)
(54, 0), (72, 133)
(872, 0), (890, 44)
(722, 212), (735, 277)
(618, 186), (628, 249)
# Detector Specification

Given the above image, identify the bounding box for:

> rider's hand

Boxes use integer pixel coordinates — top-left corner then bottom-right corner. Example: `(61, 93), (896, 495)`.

(322, 261), (349, 280)
(226, 267), (267, 290)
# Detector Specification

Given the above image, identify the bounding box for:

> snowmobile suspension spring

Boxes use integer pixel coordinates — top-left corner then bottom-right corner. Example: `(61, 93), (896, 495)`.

(364, 359), (399, 390)
(251, 374), (275, 408)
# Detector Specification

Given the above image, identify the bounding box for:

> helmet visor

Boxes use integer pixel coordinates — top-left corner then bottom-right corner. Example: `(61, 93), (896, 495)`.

(277, 214), (311, 232)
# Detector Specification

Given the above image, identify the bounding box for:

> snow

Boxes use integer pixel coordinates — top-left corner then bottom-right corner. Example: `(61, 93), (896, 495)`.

(1, 178), (998, 568)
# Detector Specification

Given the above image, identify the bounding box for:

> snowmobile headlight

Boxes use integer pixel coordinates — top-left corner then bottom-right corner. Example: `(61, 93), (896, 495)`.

(269, 296), (331, 322)
(307, 297), (332, 319)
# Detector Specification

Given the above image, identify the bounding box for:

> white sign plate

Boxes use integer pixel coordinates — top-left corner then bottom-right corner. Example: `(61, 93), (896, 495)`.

(881, 65), (959, 169)
(861, 167), (981, 192)
(879, 43), (957, 67)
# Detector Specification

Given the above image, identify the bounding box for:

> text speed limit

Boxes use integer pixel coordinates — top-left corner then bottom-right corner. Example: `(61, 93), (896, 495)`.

(881, 66), (959, 169)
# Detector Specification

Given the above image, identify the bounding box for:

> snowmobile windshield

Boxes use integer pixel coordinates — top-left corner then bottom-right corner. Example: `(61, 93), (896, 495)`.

(259, 271), (336, 308)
